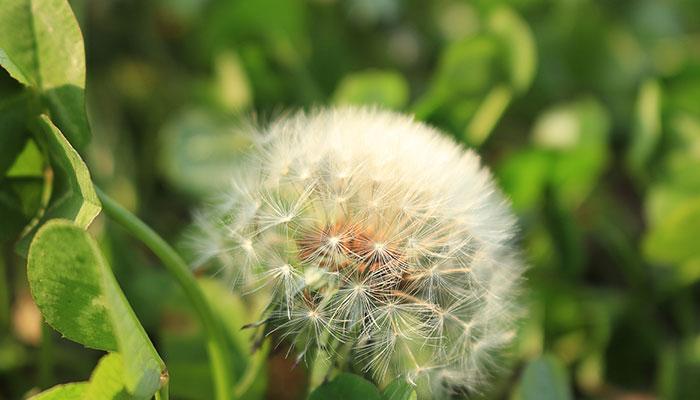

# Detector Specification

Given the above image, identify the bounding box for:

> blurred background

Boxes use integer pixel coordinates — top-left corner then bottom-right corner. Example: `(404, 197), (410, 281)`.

(2, 0), (700, 399)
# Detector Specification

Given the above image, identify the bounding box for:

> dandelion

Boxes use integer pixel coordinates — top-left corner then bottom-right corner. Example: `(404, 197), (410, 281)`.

(192, 107), (524, 397)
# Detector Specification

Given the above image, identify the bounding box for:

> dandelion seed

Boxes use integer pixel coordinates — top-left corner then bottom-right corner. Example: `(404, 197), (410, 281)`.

(193, 107), (524, 398)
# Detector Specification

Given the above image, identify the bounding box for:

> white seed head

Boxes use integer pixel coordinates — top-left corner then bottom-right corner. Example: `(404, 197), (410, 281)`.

(193, 107), (524, 396)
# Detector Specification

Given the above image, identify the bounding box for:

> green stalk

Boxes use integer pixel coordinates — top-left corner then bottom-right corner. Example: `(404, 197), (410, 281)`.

(38, 323), (54, 389)
(95, 188), (233, 400)
(0, 255), (9, 330)
(233, 341), (270, 398)
(156, 380), (170, 400)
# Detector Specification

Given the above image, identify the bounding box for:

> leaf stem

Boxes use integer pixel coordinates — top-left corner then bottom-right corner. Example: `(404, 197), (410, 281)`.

(233, 341), (270, 398)
(38, 323), (54, 389)
(156, 380), (170, 400)
(0, 255), (9, 330)
(95, 187), (233, 400)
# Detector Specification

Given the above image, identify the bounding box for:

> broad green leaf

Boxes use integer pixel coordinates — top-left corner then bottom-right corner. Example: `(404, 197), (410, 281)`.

(158, 109), (252, 196)
(488, 6), (537, 93)
(27, 220), (116, 350)
(533, 99), (610, 208)
(413, 36), (497, 119)
(644, 184), (700, 229)
(16, 115), (100, 255)
(333, 70), (409, 110)
(643, 198), (700, 266)
(430, 36), (497, 96)
(657, 114), (700, 192)
(82, 353), (132, 400)
(213, 51), (253, 112)
(0, 0), (90, 149)
(381, 378), (416, 400)
(29, 382), (88, 400)
(627, 79), (662, 175)
(309, 373), (381, 400)
(27, 220), (165, 398)
(497, 148), (550, 212)
(520, 356), (572, 400)
(5, 139), (44, 178)
(575, 351), (604, 393)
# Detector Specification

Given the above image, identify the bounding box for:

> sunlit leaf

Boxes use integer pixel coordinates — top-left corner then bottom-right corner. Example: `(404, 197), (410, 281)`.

(213, 51), (253, 112)
(627, 79), (662, 176)
(533, 99), (611, 208)
(27, 220), (165, 398)
(464, 84), (512, 146)
(16, 115), (100, 255)
(82, 353), (132, 400)
(333, 70), (409, 110)
(0, 0), (90, 149)
(488, 6), (537, 93)
(413, 36), (497, 120)
(158, 109), (252, 197)
(643, 198), (700, 266)
(28, 382), (88, 400)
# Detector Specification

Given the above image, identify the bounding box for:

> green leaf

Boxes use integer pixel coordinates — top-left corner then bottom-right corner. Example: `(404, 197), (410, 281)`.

(533, 99), (611, 208)
(333, 70), (409, 110)
(413, 36), (497, 119)
(464, 84), (512, 146)
(627, 79), (662, 176)
(29, 382), (88, 400)
(16, 115), (100, 255)
(158, 109), (252, 197)
(381, 378), (416, 400)
(0, 0), (90, 149)
(82, 353), (133, 400)
(643, 198), (700, 266)
(488, 6), (537, 93)
(5, 139), (44, 178)
(28, 219), (114, 350)
(309, 373), (381, 400)
(520, 355), (572, 400)
(212, 51), (253, 112)
(27, 220), (165, 398)
(497, 148), (551, 212)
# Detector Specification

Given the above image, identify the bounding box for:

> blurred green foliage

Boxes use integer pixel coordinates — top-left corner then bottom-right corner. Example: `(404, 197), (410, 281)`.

(1, 0), (700, 399)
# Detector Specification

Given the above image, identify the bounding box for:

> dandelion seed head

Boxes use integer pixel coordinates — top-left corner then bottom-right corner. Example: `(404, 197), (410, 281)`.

(193, 107), (524, 396)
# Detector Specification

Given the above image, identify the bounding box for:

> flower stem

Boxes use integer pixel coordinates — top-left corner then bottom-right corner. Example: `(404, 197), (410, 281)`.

(233, 341), (270, 398)
(95, 187), (233, 400)
(156, 380), (170, 400)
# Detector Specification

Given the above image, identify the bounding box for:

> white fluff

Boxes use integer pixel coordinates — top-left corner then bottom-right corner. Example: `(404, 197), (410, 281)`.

(193, 107), (523, 397)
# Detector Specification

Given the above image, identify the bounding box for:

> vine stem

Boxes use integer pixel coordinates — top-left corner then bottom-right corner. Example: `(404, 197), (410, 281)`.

(96, 187), (233, 400)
